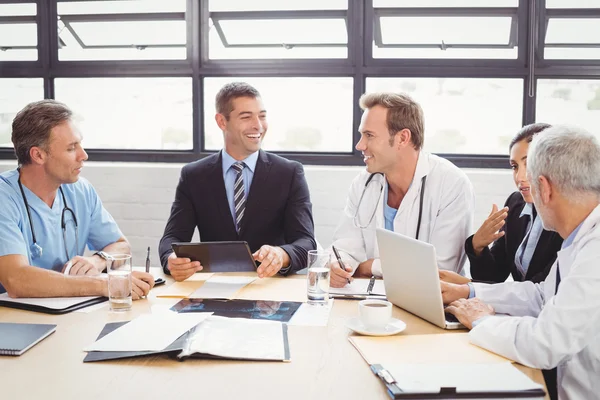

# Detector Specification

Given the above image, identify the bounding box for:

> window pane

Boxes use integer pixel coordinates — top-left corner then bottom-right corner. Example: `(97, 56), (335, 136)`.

(366, 78), (523, 155)
(58, 0), (185, 14)
(536, 79), (600, 141)
(54, 78), (192, 150)
(57, 1), (187, 61)
(545, 18), (600, 59)
(203, 78), (353, 152)
(0, 4), (36, 16)
(209, 0), (347, 11)
(0, 3), (37, 61)
(0, 79), (44, 148)
(381, 16), (511, 45)
(374, 0), (517, 6)
(546, 0), (600, 8)
(209, 18), (347, 59)
(374, 15), (517, 59)
(217, 19), (346, 46)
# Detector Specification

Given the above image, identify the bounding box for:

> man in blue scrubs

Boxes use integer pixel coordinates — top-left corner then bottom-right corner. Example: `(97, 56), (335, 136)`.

(0, 100), (154, 299)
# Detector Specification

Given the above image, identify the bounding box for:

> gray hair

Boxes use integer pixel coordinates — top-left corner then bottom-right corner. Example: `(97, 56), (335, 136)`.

(12, 100), (73, 166)
(527, 125), (600, 199)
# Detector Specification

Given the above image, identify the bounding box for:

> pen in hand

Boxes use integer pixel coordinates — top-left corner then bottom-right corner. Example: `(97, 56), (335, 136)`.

(331, 245), (352, 285)
(145, 246), (151, 274)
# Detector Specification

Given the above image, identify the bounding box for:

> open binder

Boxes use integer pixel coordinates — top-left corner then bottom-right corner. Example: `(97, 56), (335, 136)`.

(370, 364), (546, 399)
(84, 316), (290, 363)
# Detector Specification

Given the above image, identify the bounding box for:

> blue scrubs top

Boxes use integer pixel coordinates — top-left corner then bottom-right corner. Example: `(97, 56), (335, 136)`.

(0, 169), (122, 293)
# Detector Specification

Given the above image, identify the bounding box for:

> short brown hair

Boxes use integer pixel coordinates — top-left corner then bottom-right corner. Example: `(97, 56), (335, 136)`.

(12, 100), (73, 166)
(215, 82), (261, 120)
(359, 92), (425, 150)
(509, 122), (551, 151)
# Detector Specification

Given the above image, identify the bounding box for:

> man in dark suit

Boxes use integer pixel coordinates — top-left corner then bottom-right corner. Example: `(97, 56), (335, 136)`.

(159, 82), (316, 281)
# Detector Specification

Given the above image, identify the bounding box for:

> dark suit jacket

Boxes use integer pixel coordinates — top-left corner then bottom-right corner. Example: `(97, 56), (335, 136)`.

(159, 150), (316, 275)
(465, 191), (563, 283)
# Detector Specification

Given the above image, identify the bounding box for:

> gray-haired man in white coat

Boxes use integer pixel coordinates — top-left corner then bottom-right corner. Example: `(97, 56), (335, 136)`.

(442, 125), (600, 400)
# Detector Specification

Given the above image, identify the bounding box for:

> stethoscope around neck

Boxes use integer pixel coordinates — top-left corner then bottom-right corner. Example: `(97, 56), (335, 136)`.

(354, 172), (427, 240)
(17, 171), (79, 260)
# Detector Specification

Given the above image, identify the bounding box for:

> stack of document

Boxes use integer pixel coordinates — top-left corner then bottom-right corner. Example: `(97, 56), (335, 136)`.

(84, 312), (290, 363)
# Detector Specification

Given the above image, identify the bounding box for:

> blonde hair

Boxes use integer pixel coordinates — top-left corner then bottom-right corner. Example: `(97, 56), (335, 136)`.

(359, 92), (424, 150)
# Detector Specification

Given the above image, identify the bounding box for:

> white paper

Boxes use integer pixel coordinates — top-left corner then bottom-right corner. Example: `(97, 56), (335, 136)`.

(0, 293), (102, 310)
(84, 312), (212, 352)
(189, 276), (256, 299)
(329, 279), (386, 296)
(288, 299), (334, 326)
(385, 363), (543, 393)
(179, 315), (286, 360)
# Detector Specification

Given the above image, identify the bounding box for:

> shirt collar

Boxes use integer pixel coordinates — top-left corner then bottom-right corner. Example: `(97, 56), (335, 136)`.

(221, 149), (259, 173)
(519, 202), (533, 219)
(562, 221), (585, 250)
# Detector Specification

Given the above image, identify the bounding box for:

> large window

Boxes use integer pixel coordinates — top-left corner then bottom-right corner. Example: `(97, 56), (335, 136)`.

(536, 79), (600, 140)
(1, 0), (599, 168)
(54, 78), (193, 150)
(367, 78), (523, 154)
(0, 79), (44, 147)
(204, 77), (354, 152)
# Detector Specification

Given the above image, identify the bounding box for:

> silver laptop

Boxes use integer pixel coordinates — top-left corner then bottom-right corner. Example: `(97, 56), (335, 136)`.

(376, 228), (464, 330)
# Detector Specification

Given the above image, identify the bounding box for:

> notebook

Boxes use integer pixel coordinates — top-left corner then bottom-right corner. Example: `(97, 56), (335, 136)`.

(0, 322), (57, 356)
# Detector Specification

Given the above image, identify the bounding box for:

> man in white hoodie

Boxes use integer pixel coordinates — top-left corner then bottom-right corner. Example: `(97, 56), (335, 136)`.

(443, 125), (600, 400)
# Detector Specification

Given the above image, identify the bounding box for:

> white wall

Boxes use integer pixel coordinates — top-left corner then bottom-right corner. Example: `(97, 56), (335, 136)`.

(0, 161), (516, 267)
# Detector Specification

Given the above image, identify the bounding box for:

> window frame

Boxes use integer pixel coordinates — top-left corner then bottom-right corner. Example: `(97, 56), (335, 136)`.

(0, 0), (599, 169)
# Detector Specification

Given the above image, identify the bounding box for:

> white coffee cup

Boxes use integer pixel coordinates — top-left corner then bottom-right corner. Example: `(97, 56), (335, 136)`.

(358, 299), (392, 330)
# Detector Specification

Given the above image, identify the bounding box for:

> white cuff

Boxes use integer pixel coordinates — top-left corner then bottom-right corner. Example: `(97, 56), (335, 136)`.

(371, 258), (383, 278)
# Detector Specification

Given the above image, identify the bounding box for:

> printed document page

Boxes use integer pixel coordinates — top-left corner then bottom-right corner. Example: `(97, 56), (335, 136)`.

(84, 312), (211, 352)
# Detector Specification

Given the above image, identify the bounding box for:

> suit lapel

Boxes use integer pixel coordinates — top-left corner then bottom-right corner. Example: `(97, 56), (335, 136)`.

(207, 152), (237, 235)
(239, 150), (272, 235)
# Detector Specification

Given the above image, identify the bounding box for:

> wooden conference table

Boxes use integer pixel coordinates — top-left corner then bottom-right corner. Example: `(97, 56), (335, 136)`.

(0, 270), (547, 400)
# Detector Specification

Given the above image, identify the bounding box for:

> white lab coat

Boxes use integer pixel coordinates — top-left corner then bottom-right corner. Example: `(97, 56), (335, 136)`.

(470, 204), (600, 400)
(329, 152), (474, 277)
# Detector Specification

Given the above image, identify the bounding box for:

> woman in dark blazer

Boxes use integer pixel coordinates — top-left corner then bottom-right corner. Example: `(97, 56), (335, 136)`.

(466, 123), (563, 284)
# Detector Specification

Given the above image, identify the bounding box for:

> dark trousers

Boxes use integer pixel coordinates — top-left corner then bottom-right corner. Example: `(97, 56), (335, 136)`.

(543, 368), (558, 400)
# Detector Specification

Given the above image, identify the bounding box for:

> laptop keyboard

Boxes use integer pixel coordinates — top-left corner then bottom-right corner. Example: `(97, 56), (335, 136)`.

(444, 312), (460, 323)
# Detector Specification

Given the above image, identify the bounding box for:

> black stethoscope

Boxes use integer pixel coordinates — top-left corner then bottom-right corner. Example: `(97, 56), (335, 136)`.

(17, 172), (79, 260)
(353, 172), (427, 240)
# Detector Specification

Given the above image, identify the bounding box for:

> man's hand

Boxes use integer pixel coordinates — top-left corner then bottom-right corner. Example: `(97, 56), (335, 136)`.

(439, 270), (471, 285)
(131, 271), (155, 300)
(472, 204), (509, 256)
(329, 260), (353, 288)
(64, 255), (103, 276)
(445, 298), (495, 329)
(355, 259), (374, 278)
(441, 281), (470, 304)
(253, 245), (290, 278)
(167, 252), (202, 282)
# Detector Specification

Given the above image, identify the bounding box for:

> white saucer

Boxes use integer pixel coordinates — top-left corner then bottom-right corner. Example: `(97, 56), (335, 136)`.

(346, 317), (407, 336)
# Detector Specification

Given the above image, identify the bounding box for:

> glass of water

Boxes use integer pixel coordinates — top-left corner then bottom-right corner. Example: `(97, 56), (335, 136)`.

(306, 250), (332, 305)
(107, 254), (132, 312)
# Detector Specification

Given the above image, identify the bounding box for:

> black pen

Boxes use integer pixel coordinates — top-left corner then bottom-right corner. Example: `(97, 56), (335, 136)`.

(331, 245), (351, 285)
(367, 275), (375, 295)
(145, 246), (151, 273)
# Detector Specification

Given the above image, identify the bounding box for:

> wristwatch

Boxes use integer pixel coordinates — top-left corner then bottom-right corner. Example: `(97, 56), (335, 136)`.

(94, 251), (111, 272)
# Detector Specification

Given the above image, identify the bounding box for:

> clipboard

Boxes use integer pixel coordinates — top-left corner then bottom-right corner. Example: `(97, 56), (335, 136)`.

(370, 364), (546, 399)
(0, 294), (107, 315)
(171, 241), (257, 272)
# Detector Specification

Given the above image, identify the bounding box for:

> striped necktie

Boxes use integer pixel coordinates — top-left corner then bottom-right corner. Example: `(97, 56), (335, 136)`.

(232, 162), (246, 232)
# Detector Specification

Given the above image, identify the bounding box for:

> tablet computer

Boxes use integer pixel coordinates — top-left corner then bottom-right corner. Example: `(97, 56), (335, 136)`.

(171, 241), (257, 273)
